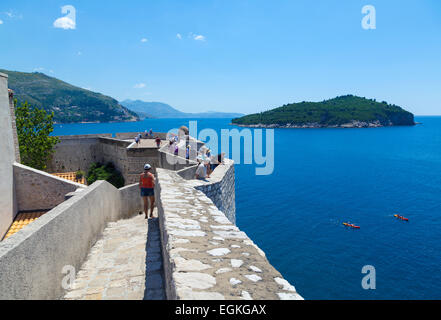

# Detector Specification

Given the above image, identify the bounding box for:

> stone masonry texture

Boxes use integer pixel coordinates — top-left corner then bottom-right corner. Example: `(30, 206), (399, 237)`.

(63, 213), (166, 300)
(156, 168), (303, 300)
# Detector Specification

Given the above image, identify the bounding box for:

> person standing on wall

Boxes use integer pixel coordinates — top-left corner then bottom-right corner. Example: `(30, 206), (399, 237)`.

(155, 136), (161, 148)
(139, 164), (155, 219)
(195, 158), (207, 180)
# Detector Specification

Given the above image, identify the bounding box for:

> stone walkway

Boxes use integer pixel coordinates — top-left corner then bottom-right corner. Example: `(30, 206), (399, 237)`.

(63, 212), (166, 300)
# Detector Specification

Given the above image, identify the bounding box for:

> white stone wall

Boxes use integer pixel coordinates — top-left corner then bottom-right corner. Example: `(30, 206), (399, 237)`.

(0, 73), (17, 239)
(115, 132), (167, 140)
(119, 183), (144, 219)
(46, 135), (111, 173)
(155, 168), (303, 300)
(13, 163), (85, 212)
(8, 91), (20, 163)
(191, 160), (236, 224)
(47, 136), (161, 185)
(0, 180), (143, 300)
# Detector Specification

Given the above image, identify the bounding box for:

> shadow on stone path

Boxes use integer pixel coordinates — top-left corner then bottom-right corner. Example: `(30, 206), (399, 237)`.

(143, 218), (166, 300)
(63, 210), (166, 300)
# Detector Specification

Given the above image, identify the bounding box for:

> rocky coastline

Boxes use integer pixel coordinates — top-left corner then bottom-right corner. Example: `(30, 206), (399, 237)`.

(233, 120), (416, 129)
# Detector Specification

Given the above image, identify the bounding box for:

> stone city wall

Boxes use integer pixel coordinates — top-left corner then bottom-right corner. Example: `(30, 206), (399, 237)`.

(13, 163), (85, 212)
(46, 134), (112, 173)
(190, 159), (236, 224)
(158, 146), (198, 172)
(47, 135), (161, 185)
(97, 137), (132, 183)
(163, 149), (236, 224)
(119, 183), (144, 219)
(177, 165), (198, 180)
(125, 146), (162, 184)
(155, 168), (303, 300)
(0, 73), (17, 239)
(0, 180), (143, 300)
(115, 132), (168, 140)
(8, 90), (20, 163)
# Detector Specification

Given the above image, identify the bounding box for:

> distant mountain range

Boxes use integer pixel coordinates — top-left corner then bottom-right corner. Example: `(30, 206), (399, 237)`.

(232, 95), (415, 128)
(1, 69), (139, 123)
(1, 68), (244, 123)
(121, 100), (245, 119)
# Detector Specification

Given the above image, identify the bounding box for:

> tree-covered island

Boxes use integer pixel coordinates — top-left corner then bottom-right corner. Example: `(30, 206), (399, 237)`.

(232, 95), (415, 128)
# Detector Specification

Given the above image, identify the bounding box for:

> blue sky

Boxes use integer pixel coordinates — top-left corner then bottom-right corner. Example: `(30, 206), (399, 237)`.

(0, 0), (440, 115)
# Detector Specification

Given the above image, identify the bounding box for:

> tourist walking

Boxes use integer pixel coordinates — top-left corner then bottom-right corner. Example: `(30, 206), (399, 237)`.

(139, 164), (155, 219)
(155, 136), (161, 148)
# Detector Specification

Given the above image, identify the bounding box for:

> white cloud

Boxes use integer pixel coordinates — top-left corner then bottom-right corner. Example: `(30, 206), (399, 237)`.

(77, 51), (82, 56)
(134, 83), (146, 89)
(33, 67), (45, 72)
(141, 38), (148, 43)
(0, 20), (3, 25)
(176, 33), (182, 40)
(193, 34), (206, 41)
(54, 16), (75, 30)
(4, 11), (22, 19)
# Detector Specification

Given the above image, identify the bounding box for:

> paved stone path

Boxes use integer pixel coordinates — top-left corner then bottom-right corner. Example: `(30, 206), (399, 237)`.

(63, 212), (166, 300)
(126, 139), (167, 149)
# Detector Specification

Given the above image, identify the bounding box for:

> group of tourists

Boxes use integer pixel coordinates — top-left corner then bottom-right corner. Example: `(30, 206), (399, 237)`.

(195, 147), (223, 180)
(133, 129), (162, 148)
(167, 133), (181, 155)
(138, 136), (226, 218)
(145, 128), (154, 138)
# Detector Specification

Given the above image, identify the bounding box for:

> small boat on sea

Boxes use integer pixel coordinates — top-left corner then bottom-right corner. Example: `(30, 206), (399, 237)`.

(343, 222), (360, 229)
(394, 214), (409, 222)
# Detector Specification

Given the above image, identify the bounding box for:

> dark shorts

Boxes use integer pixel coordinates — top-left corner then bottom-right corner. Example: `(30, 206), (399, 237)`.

(141, 188), (154, 197)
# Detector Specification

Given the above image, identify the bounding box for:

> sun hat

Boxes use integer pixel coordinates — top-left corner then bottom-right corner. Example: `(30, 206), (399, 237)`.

(144, 164), (151, 170)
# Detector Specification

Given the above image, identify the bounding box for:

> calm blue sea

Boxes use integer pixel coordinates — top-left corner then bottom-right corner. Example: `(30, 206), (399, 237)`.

(53, 116), (441, 300)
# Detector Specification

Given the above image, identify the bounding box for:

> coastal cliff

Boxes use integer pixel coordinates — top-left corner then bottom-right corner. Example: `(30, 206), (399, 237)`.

(232, 95), (415, 128)
(1, 69), (139, 124)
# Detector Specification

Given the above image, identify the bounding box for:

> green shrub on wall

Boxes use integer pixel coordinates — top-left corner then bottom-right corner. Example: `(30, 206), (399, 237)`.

(86, 162), (125, 188)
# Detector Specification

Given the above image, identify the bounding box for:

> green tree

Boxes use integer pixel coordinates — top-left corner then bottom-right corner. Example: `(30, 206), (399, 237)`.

(86, 162), (125, 188)
(14, 100), (59, 170)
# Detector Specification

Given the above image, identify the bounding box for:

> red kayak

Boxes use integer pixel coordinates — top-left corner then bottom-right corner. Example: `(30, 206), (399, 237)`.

(394, 214), (409, 222)
(343, 222), (360, 229)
